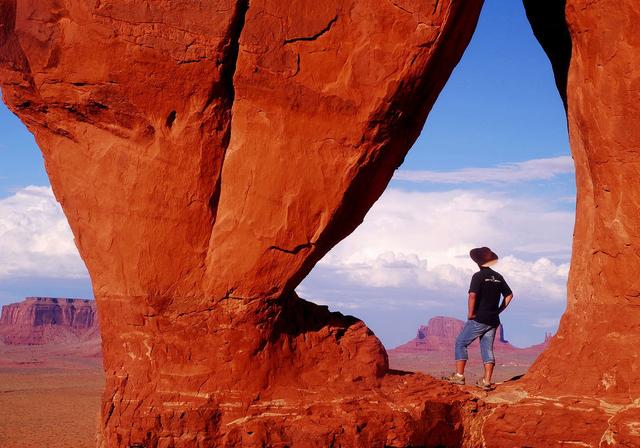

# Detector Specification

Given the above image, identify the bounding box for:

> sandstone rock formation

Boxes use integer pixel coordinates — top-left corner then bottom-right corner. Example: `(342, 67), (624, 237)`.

(0, 0), (485, 446)
(0, 297), (98, 345)
(2, 0), (640, 445)
(522, 0), (640, 402)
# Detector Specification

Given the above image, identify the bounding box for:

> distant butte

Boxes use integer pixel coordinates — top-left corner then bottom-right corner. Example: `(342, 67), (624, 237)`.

(0, 297), (98, 345)
(391, 316), (550, 354)
(1, 0), (640, 446)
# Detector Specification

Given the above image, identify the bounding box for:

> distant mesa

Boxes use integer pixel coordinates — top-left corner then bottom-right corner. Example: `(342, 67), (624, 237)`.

(0, 297), (99, 346)
(391, 316), (551, 355)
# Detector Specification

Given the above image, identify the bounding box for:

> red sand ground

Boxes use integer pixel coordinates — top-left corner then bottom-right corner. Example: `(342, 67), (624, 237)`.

(0, 343), (103, 448)
(388, 349), (539, 384)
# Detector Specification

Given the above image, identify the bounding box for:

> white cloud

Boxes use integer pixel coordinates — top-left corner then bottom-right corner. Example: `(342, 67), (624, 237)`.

(0, 186), (88, 279)
(304, 187), (574, 307)
(394, 155), (574, 184)
(532, 316), (561, 329)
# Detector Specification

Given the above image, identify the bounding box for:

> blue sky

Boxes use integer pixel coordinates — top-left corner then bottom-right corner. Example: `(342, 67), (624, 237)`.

(0, 108), (49, 197)
(411, 0), (569, 171)
(0, 0), (574, 348)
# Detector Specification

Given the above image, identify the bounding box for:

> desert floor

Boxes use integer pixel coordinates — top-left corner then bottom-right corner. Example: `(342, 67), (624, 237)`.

(0, 344), (104, 448)
(388, 351), (534, 384)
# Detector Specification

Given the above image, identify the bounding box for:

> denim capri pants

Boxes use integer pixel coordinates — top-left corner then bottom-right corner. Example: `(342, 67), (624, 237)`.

(455, 319), (497, 364)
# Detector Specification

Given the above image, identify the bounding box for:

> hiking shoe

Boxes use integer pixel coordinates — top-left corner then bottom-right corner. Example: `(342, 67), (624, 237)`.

(442, 373), (465, 385)
(476, 378), (492, 391)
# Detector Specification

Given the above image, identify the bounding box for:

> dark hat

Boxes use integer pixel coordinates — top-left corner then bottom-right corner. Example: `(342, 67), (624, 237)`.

(470, 247), (498, 266)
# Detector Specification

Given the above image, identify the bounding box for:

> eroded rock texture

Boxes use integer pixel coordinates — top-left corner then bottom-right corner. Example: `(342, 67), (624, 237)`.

(525, 0), (640, 402)
(0, 0), (484, 446)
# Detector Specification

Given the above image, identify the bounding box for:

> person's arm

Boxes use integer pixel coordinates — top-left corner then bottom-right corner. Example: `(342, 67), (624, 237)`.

(498, 277), (513, 314)
(467, 292), (477, 319)
(467, 273), (481, 319)
(498, 294), (513, 314)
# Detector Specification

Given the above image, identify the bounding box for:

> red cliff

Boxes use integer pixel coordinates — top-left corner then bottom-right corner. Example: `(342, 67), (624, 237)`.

(0, 297), (98, 345)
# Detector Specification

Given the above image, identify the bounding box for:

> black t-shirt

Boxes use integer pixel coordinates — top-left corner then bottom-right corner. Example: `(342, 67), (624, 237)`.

(468, 267), (513, 327)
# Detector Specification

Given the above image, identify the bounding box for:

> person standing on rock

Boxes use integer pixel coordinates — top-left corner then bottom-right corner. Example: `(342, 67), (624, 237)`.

(443, 247), (513, 391)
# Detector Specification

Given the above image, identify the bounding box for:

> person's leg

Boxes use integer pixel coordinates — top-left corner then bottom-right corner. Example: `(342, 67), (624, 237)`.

(456, 359), (466, 376)
(479, 326), (497, 383)
(443, 321), (479, 384)
(483, 362), (495, 382)
(454, 320), (483, 375)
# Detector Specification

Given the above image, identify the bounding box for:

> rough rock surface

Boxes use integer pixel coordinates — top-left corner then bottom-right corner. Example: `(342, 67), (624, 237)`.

(0, 0), (484, 446)
(0, 297), (98, 345)
(523, 0), (640, 402)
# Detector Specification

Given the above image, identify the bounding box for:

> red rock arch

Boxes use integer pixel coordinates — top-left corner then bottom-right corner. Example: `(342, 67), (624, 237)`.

(1, 0), (639, 446)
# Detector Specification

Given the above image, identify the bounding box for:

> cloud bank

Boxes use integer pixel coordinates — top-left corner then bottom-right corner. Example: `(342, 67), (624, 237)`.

(0, 186), (88, 279)
(317, 188), (572, 299)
